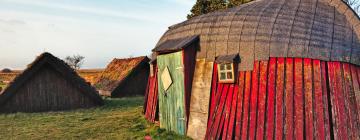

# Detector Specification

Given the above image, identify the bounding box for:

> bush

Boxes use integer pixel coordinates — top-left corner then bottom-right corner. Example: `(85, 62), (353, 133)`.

(1, 68), (12, 73)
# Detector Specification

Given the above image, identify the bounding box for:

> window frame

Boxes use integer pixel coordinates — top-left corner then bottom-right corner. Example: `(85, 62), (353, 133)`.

(217, 63), (235, 83)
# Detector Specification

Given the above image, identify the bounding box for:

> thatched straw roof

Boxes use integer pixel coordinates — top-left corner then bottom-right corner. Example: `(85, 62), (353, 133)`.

(95, 56), (149, 91)
(154, 0), (360, 71)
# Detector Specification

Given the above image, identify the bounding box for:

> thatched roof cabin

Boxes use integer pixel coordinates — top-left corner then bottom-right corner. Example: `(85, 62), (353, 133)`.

(146, 0), (360, 139)
(0, 53), (104, 113)
(95, 56), (150, 98)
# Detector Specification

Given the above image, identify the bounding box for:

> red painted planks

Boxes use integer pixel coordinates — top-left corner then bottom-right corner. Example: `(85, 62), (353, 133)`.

(342, 63), (359, 140)
(275, 58), (285, 140)
(249, 61), (260, 140)
(221, 84), (235, 140)
(294, 58), (304, 140)
(256, 61), (268, 140)
(350, 65), (360, 129)
(320, 61), (331, 140)
(313, 60), (326, 140)
(209, 84), (228, 139)
(207, 83), (225, 139)
(304, 58), (314, 140)
(284, 58), (294, 140)
(328, 62), (349, 139)
(265, 58), (276, 140)
(226, 78), (239, 140)
(235, 72), (245, 140)
(145, 66), (158, 123)
(241, 71), (252, 140)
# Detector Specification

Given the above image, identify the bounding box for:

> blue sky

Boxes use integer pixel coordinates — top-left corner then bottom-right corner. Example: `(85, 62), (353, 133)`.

(0, 0), (195, 69)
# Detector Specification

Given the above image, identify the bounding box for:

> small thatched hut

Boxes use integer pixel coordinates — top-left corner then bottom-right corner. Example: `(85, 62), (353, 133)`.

(146, 0), (360, 139)
(0, 52), (104, 113)
(95, 56), (150, 98)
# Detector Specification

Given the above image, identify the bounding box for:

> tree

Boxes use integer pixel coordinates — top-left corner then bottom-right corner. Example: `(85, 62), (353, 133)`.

(187, 0), (227, 19)
(1, 68), (12, 73)
(187, 0), (253, 19)
(65, 55), (85, 70)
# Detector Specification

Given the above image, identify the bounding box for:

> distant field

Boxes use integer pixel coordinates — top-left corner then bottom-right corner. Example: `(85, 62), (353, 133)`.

(77, 69), (104, 85)
(0, 97), (191, 140)
(0, 69), (104, 86)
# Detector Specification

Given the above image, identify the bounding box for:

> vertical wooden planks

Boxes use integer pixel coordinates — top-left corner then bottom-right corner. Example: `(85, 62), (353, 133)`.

(320, 61), (331, 140)
(350, 65), (360, 130)
(256, 61), (268, 140)
(157, 51), (187, 135)
(328, 62), (349, 139)
(275, 58), (285, 140)
(265, 58), (276, 140)
(342, 63), (359, 140)
(304, 58), (314, 140)
(284, 58), (294, 140)
(241, 71), (252, 140)
(221, 84), (234, 140)
(294, 58), (304, 140)
(226, 79), (239, 140)
(313, 60), (326, 139)
(235, 72), (245, 140)
(249, 61), (260, 140)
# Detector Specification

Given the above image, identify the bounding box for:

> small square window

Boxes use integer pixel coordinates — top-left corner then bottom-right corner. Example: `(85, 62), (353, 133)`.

(217, 63), (235, 83)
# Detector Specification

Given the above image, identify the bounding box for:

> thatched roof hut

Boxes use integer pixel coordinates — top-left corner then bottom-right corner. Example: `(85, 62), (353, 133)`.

(95, 56), (150, 98)
(0, 53), (104, 113)
(147, 0), (360, 139)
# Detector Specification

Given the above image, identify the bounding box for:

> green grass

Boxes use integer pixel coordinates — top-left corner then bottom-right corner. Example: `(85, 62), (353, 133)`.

(0, 97), (191, 140)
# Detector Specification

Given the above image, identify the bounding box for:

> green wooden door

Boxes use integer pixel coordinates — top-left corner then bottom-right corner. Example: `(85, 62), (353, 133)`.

(157, 51), (186, 135)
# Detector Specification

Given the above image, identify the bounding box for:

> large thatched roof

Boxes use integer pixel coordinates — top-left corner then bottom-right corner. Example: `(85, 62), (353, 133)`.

(154, 0), (360, 71)
(94, 56), (149, 91)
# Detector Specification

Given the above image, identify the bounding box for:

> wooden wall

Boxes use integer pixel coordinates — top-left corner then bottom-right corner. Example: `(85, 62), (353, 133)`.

(144, 64), (158, 123)
(112, 61), (149, 98)
(205, 58), (360, 140)
(0, 65), (99, 113)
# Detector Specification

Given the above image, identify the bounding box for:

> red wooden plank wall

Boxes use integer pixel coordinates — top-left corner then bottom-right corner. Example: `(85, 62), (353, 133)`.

(205, 58), (360, 140)
(144, 65), (158, 123)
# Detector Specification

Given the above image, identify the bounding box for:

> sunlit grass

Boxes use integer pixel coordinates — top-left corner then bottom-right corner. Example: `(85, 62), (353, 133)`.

(0, 97), (191, 140)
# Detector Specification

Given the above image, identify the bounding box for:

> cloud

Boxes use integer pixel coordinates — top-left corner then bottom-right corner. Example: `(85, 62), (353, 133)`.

(1, 0), (175, 23)
(0, 19), (26, 25)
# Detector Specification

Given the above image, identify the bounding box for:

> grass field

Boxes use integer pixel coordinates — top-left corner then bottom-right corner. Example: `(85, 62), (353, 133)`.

(0, 97), (191, 140)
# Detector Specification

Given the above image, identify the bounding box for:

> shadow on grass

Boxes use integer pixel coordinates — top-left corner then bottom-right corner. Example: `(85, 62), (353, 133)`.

(101, 96), (144, 109)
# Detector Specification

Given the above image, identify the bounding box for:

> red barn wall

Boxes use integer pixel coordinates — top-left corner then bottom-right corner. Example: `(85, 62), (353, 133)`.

(206, 58), (360, 140)
(0, 65), (99, 113)
(144, 64), (159, 123)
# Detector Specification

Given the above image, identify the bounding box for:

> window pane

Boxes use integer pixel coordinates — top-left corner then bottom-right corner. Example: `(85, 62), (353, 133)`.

(227, 72), (233, 79)
(220, 64), (225, 70)
(226, 64), (232, 70)
(220, 72), (226, 80)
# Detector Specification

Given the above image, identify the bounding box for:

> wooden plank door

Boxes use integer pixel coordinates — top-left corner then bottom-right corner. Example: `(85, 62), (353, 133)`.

(157, 51), (186, 135)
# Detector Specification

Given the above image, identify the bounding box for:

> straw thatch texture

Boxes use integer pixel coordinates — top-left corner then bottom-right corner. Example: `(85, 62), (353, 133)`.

(95, 56), (150, 97)
(154, 0), (360, 71)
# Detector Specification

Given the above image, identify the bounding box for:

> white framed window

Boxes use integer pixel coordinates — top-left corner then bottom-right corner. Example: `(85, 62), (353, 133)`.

(217, 63), (235, 83)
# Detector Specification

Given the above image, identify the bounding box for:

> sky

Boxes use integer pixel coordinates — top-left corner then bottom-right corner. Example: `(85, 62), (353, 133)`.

(0, 0), (195, 69)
